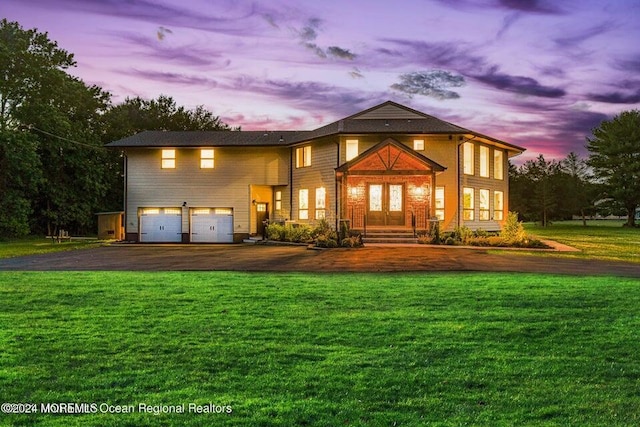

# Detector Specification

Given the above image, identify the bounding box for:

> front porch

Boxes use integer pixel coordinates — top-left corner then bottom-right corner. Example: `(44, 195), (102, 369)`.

(336, 138), (446, 236)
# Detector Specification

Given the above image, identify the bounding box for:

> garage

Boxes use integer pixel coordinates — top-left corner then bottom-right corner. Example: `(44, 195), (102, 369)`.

(139, 208), (182, 242)
(190, 208), (234, 243)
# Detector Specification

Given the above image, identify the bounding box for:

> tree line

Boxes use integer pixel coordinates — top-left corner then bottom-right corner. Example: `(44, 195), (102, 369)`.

(1, 19), (639, 238)
(0, 20), (231, 238)
(510, 118), (640, 228)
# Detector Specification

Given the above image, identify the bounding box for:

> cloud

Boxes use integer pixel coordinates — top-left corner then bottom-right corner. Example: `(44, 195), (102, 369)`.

(433, 0), (563, 14)
(615, 56), (640, 72)
(380, 39), (486, 71)
(472, 66), (566, 98)
(497, 0), (563, 14)
(327, 46), (356, 60)
(553, 23), (612, 48)
(125, 69), (219, 87)
(391, 70), (465, 100)
(110, 31), (228, 67)
(223, 75), (388, 118)
(586, 91), (640, 104)
(349, 68), (364, 79)
(23, 0), (276, 37)
(496, 12), (521, 39)
(294, 19), (356, 61)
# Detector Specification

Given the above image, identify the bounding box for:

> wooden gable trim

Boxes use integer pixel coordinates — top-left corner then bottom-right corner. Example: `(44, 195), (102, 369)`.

(336, 138), (446, 174)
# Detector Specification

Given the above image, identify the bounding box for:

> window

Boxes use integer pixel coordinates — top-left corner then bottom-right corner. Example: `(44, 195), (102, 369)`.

(494, 150), (504, 180)
(161, 149), (175, 169)
(414, 139), (424, 151)
(479, 189), (490, 220)
(494, 191), (504, 221)
(275, 191), (282, 211)
(435, 187), (445, 220)
(299, 189), (308, 220)
(479, 146), (489, 178)
(315, 187), (326, 219)
(463, 187), (474, 221)
(346, 139), (358, 161)
(296, 146), (311, 168)
(463, 142), (474, 175)
(200, 149), (214, 168)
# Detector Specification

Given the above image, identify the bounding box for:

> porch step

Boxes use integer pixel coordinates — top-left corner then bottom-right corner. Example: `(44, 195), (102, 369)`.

(356, 229), (418, 244)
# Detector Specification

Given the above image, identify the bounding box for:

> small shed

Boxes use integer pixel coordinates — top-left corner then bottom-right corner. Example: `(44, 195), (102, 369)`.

(96, 211), (125, 240)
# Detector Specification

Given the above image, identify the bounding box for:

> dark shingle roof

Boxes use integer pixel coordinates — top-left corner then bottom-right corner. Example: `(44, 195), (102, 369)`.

(105, 101), (525, 155)
(106, 130), (306, 148)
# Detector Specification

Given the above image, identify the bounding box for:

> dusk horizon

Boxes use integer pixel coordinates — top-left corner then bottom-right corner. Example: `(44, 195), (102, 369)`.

(4, 0), (640, 163)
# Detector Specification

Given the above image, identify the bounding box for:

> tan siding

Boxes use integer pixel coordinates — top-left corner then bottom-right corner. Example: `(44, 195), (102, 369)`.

(125, 147), (289, 236)
(292, 138), (338, 224)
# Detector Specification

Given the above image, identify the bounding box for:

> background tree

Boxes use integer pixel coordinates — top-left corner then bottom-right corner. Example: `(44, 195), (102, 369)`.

(0, 19), (75, 236)
(587, 110), (640, 227)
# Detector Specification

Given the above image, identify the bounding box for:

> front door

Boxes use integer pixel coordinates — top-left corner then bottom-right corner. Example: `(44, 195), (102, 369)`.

(367, 183), (405, 226)
(256, 202), (269, 236)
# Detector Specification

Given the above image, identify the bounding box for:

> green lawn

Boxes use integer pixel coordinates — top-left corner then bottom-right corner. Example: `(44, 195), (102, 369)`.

(520, 220), (640, 263)
(0, 237), (104, 259)
(1, 271), (639, 426)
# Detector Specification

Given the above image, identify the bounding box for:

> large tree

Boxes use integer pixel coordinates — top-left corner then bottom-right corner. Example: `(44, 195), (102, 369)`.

(0, 19), (75, 236)
(587, 110), (640, 227)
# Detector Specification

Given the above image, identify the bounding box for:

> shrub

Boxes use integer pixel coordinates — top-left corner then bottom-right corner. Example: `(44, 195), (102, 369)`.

(444, 236), (455, 245)
(501, 211), (527, 244)
(266, 223), (313, 243)
(316, 234), (339, 248)
(313, 218), (333, 238)
(266, 223), (285, 241)
(284, 225), (313, 243)
(341, 235), (363, 248)
(429, 220), (441, 244)
(487, 236), (505, 246)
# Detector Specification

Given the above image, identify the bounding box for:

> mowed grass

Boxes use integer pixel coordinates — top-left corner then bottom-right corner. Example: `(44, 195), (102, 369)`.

(1, 272), (639, 426)
(518, 220), (640, 263)
(0, 237), (103, 259)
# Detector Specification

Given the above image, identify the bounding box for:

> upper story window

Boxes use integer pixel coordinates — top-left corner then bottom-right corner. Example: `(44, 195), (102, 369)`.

(479, 146), (489, 178)
(494, 150), (504, 180)
(414, 139), (425, 151)
(296, 146), (312, 168)
(161, 149), (175, 169)
(463, 142), (474, 175)
(346, 139), (358, 161)
(200, 149), (214, 169)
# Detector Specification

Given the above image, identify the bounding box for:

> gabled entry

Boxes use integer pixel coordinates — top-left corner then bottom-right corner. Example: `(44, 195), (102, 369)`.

(337, 139), (446, 229)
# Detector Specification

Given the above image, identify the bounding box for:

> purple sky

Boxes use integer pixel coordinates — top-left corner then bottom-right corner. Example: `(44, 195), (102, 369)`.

(4, 0), (640, 162)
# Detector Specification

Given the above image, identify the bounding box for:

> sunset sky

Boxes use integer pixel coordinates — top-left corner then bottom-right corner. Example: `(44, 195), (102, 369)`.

(4, 0), (640, 162)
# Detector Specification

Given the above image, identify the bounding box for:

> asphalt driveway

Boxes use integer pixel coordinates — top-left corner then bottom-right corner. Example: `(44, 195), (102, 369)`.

(1, 243), (640, 277)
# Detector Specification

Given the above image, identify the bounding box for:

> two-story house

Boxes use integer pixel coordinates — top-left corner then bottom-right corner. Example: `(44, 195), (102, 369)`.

(107, 101), (525, 243)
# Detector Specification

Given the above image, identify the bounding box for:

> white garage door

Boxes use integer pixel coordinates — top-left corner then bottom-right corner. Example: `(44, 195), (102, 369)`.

(139, 208), (182, 242)
(190, 208), (234, 243)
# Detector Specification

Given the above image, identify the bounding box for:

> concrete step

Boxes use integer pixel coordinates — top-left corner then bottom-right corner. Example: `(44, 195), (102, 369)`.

(362, 237), (418, 244)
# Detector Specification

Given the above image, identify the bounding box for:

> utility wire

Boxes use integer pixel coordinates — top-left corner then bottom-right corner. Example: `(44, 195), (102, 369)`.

(28, 125), (106, 150)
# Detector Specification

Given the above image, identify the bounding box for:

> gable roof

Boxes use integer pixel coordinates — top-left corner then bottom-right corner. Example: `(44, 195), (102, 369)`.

(301, 101), (470, 141)
(336, 138), (446, 174)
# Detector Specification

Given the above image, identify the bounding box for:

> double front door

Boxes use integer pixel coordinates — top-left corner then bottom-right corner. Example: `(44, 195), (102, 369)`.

(367, 183), (405, 226)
